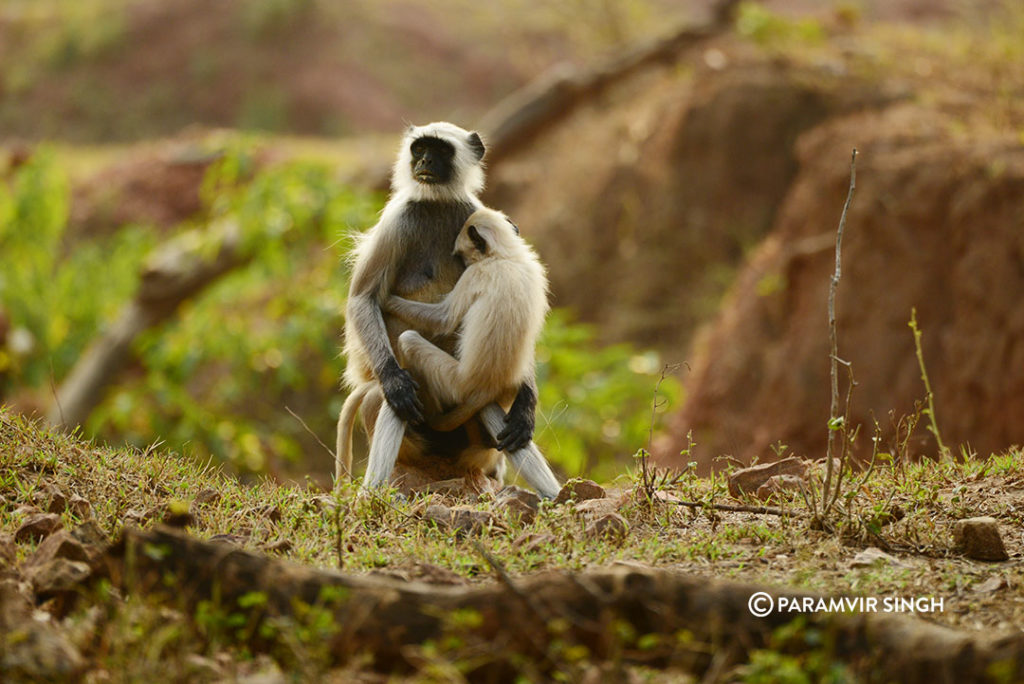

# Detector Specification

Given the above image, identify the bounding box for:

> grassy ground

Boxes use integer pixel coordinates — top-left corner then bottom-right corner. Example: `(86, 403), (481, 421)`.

(2, 407), (1022, 681)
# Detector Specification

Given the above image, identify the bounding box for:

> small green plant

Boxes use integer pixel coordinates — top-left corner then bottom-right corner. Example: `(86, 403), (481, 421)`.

(908, 307), (949, 459)
(632, 364), (684, 502)
(735, 619), (855, 683)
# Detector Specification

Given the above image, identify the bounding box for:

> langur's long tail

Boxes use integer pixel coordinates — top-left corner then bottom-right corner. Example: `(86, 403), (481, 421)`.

(361, 402), (406, 491)
(335, 383), (372, 484)
(479, 404), (560, 499)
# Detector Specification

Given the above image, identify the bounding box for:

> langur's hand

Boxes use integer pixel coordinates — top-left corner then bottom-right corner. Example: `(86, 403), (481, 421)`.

(378, 357), (425, 424)
(496, 383), (536, 452)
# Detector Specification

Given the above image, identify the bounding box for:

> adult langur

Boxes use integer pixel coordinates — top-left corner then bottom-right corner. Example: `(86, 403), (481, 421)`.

(336, 122), (560, 498)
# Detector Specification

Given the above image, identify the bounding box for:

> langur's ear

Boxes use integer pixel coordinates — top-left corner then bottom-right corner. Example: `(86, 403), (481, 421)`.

(506, 218), (520, 235)
(467, 224), (489, 255)
(467, 132), (485, 162)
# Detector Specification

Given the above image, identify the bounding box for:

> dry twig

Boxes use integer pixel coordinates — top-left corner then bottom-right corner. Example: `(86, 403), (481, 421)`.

(669, 500), (801, 518)
(823, 148), (857, 516)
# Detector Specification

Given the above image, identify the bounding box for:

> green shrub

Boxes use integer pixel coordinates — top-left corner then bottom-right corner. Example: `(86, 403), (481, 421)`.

(91, 149), (378, 472)
(0, 151), (155, 391)
(536, 310), (682, 481)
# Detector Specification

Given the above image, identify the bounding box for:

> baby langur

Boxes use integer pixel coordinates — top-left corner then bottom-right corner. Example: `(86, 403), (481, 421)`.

(384, 208), (549, 433)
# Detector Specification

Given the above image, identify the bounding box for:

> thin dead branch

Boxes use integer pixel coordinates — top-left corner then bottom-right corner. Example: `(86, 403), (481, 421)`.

(104, 526), (1024, 682)
(366, 0), (740, 190)
(46, 221), (250, 430)
(823, 148), (857, 516)
(669, 500), (799, 517)
(483, 0), (740, 164)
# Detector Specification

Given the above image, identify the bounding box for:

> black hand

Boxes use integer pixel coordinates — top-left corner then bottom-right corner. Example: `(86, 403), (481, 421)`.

(378, 357), (424, 424)
(496, 382), (536, 452)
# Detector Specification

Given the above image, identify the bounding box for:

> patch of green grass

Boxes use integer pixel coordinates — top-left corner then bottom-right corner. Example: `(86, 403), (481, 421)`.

(733, 1), (1024, 139)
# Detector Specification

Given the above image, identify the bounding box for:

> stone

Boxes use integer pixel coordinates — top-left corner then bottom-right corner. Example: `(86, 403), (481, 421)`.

(412, 477), (473, 498)
(756, 474), (806, 501)
(422, 503), (453, 528)
(463, 470), (501, 498)
(422, 504), (498, 536)
(450, 506), (499, 536)
(953, 517), (1008, 562)
(27, 530), (89, 567)
(499, 497), (537, 524)
(496, 485), (542, 510)
(651, 490), (682, 504)
(0, 580), (85, 680)
(67, 494), (92, 519)
(973, 575), (1007, 594)
(71, 520), (109, 549)
(554, 479), (606, 505)
(584, 512), (630, 541)
(849, 547), (905, 568)
(15, 513), (62, 543)
(32, 484), (68, 514)
(194, 488), (222, 506)
(573, 497), (619, 519)
(728, 457), (809, 498)
(27, 558), (91, 598)
(496, 486), (542, 524)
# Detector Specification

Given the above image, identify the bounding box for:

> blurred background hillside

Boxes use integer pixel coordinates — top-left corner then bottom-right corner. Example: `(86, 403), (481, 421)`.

(1, 0), (1022, 486)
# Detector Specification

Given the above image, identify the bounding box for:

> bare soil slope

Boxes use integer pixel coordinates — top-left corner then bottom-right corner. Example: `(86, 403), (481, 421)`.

(486, 55), (892, 351)
(657, 106), (1024, 470)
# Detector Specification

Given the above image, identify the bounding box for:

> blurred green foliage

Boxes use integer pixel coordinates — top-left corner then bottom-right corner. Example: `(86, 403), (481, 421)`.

(0, 145), (681, 481)
(0, 151), (155, 389)
(735, 2), (825, 46)
(537, 310), (681, 482)
(91, 145), (377, 474)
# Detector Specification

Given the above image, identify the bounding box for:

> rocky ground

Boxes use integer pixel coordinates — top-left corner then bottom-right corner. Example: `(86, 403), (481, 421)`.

(2, 409), (1022, 681)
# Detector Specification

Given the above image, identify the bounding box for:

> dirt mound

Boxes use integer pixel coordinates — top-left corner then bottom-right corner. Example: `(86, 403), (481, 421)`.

(69, 143), (220, 238)
(656, 105), (1024, 470)
(485, 55), (889, 351)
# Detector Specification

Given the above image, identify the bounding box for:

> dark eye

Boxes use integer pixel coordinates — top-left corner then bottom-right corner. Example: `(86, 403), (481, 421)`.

(410, 141), (425, 158)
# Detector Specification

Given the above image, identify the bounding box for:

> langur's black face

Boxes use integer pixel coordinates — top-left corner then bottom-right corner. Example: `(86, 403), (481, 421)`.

(409, 136), (456, 185)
